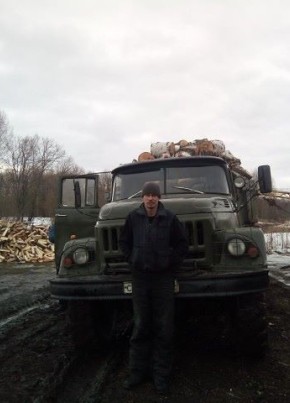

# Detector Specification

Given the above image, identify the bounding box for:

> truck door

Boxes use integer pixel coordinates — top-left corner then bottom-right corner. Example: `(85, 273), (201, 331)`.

(54, 173), (111, 270)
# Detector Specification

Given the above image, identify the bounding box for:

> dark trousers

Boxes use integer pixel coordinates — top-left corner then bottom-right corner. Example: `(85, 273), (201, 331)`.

(129, 272), (175, 379)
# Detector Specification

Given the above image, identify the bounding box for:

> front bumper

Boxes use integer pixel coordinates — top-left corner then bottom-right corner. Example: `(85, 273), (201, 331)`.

(49, 270), (269, 300)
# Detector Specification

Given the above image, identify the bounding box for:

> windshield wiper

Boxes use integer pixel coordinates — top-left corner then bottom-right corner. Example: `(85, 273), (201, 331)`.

(172, 186), (204, 194)
(128, 190), (142, 199)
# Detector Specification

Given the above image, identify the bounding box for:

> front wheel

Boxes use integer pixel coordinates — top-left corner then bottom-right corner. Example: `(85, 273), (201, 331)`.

(66, 301), (95, 349)
(91, 301), (121, 348)
(67, 300), (132, 350)
(230, 293), (268, 358)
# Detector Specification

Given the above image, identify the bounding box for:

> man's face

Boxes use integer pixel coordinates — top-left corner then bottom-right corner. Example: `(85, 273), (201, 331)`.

(142, 193), (159, 213)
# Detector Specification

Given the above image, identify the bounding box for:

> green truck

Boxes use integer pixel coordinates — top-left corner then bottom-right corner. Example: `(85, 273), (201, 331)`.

(50, 155), (272, 354)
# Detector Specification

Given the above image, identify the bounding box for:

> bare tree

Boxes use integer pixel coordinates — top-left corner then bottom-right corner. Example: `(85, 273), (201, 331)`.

(0, 110), (86, 219)
(27, 136), (66, 219)
(55, 156), (85, 176)
(0, 111), (8, 217)
(0, 110), (9, 160)
(3, 134), (37, 219)
(3, 134), (82, 220)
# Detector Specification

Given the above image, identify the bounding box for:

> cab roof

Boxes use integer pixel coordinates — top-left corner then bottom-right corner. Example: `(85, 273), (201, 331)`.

(112, 156), (227, 175)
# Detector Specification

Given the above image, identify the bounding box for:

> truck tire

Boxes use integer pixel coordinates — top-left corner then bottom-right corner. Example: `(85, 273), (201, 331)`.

(230, 293), (268, 358)
(67, 300), (130, 350)
(67, 301), (95, 349)
(92, 300), (133, 348)
(92, 301), (119, 349)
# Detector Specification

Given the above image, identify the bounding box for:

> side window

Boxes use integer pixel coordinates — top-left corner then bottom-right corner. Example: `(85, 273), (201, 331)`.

(86, 178), (96, 206)
(61, 178), (97, 207)
(62, 179), (76, 207)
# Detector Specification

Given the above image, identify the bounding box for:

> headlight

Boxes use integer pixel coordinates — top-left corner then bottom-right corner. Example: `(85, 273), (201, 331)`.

(234, 176), (245, 189)
(73, 248), (89, 265)
(227, 238), (246, 256)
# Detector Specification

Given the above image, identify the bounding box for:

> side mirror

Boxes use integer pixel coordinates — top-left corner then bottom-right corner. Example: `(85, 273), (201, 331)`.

(258, 165), (272, 193)
(74, 180), (82, 208)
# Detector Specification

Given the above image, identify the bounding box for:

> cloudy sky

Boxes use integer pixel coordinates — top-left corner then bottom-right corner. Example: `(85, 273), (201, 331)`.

(1, 0), (290, 189)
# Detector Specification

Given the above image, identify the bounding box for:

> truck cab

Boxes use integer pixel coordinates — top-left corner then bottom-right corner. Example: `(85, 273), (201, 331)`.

(50, 156), (272, 354)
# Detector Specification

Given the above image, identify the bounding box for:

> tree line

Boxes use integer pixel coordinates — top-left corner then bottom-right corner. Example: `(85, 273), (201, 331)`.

(1, 110), (289, 223)
(257, 196), (290, 223)
(0, 110), (84, 220)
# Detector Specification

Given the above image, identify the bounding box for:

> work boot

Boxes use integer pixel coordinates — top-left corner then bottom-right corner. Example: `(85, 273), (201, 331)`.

(154, 376), (169, 395)
(123, 372), (146, 390)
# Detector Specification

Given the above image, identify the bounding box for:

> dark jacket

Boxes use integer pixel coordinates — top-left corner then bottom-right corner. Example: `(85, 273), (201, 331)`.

(119, 202), (188, 273)
(48, 224), (55, 244)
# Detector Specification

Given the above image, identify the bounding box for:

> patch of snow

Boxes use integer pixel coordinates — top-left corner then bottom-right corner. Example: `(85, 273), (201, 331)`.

(23, 217), (52, 226)
(265, 232), (290, 254)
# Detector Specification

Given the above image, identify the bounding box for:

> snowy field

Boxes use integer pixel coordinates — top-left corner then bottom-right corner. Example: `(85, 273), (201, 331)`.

(265, 233), (290, 286)
(265, 232), (290, 254)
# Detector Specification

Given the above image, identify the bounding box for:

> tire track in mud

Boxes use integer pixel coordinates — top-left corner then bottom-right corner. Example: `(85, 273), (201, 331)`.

(1, 282), (290, 402)
(54, 310), (131, 403)
(55, 345), (127, 403)
(0, 298), (130, 403)
(0, 299), (75, 402)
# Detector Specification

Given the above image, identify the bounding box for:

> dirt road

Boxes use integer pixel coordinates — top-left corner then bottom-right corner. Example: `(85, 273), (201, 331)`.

(0, 264), (290, 403)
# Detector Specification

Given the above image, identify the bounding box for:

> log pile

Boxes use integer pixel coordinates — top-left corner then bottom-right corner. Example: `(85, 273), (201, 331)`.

(0, 220), (54, 263)
(135, 138), (252, 178)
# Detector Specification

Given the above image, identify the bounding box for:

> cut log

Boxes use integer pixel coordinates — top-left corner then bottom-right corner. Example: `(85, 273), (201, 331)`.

(137, 152), (155, 162)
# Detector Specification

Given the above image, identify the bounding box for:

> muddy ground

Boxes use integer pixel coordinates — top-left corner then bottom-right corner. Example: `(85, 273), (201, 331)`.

(0, 262), (290, 403)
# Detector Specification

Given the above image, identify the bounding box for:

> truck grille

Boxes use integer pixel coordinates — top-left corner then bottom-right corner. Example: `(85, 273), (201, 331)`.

(100, 219), (212, 272)
(182, 220), (209, 266)
(102, 227), (120, 252)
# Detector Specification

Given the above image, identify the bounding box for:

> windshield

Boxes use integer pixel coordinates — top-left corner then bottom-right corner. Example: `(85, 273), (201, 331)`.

(112, 165), (229, 201)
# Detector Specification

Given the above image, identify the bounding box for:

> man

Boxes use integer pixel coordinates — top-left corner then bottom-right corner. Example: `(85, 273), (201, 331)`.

(119, 182), (188, 394)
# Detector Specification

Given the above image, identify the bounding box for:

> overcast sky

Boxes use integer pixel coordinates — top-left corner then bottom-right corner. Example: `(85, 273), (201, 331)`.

(1, 0), (290, 189)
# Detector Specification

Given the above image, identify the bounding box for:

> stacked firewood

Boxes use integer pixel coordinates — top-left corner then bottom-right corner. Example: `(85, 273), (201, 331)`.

(0, 220), (54, 263)
(135, 139), (251, 178)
